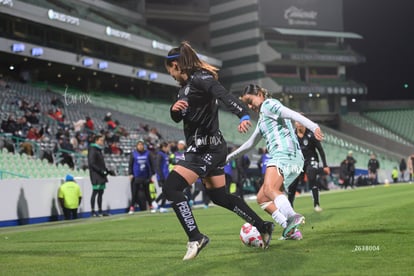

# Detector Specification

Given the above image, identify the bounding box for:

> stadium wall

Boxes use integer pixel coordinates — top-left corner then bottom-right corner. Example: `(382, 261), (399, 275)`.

(0, 176), (130, 227)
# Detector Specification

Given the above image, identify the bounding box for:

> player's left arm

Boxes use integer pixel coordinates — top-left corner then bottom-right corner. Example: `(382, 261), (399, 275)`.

(227, 126), (261, 163)
(314, 138), (330, 174)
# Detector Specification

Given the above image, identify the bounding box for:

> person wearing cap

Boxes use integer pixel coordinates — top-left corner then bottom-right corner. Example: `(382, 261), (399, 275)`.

(128, 139), (154, 214)
(58, 174), (82, 220)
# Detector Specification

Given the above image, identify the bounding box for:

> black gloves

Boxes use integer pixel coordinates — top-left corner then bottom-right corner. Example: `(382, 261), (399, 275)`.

(104, 169), (116, 176)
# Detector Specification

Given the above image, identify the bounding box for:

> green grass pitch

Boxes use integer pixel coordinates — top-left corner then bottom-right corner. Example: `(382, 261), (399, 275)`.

(1, 183), (413, 275)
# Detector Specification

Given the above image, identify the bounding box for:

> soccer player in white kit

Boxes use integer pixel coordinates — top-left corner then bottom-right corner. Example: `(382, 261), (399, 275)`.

(227, 84), (324, 240)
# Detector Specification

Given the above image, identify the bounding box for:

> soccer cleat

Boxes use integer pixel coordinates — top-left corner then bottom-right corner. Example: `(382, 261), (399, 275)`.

(128, 206), (135, 215)
(159, 207), (168, 213)
(152, 201), (159, 210)
(260, 221), (275, 249)
(279, 229), (303, 240)
(314, 205), (323, 212)
(282, 214), (305, 238)
(183, 235), (210, 261)
(92, 211), (98, 217)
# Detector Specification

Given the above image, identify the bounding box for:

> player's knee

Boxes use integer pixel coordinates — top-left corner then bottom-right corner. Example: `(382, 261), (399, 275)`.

(163, 170), (189, 201)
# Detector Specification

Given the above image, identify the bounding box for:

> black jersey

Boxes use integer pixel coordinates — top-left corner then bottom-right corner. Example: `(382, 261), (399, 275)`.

(296, 128), (328, 167)
(170, 70), (249, 153)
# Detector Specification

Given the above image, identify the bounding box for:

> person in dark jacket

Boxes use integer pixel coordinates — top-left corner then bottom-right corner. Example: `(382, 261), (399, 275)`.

(88, 134), (114, 217)
(152, 142), (170, 213)
(368, 153), (380, 185)
(128, 139), (153, 213)
(339, 159), (350, 189)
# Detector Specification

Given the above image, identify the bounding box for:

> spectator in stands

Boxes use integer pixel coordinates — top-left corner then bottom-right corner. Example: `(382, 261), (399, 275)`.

(164, 43), (274, 259)
(24, 111), (39, 124)
(47, 108), (56, 121)
(113, 120), (128, 137)
(106, 118), (117, 131)
(14, 116), (30, 139)
(73, 119), (86, 133)
(1, 114), (18, 134)
(399, 158), (407, 182)
(88, 134), (115, 217)
(103, 112), (112, 123)
(55, 136), (75, 169)
(109, 141), (123, 155)
(84, 116), (94, 132)
(128, 139), (154, 214)
(51, 95), (64, 108)
(18, 97), (30, 111)
(30, 102), (41, 113)
(58, 174), (82, 220)
(26, 126), (44, 141)
(346, 151), (357, 188)
(20, 141), (34, 156)
(148, 127), (162, 146)
(54, 108), (64, 123)
(368, 153), (380, 185)
(152, 142), (170, 213)
(70, 133), (81, 152)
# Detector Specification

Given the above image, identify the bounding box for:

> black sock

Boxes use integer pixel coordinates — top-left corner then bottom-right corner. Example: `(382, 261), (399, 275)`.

(164, 171), (202, 241)
(312, 186), (319, 206)
(206, 186), (265, 232)
(288, 192), (295, 208)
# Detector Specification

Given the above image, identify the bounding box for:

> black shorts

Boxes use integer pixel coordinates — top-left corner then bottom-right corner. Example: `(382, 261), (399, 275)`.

(177, 149), (227, 178)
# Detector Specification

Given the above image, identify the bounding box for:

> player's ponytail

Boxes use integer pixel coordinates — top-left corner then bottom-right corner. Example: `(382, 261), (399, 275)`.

(165, 41), (218, 79)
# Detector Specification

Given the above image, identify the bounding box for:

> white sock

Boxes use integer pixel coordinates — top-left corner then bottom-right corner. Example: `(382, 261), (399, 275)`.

(274, 194), (296, 218)
(272, 210), (287, 228)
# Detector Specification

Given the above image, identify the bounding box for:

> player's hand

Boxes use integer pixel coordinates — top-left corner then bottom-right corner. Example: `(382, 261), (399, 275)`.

(238, 119), (252, 133)
(314, 127), (324, 141)
(171, 100), (188, 112)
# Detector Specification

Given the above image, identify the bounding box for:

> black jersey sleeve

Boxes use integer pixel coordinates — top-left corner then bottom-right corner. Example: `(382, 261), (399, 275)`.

(192, 72), (249, 118)
(314, 138), (328, 167)
(170, 105), (182, 123)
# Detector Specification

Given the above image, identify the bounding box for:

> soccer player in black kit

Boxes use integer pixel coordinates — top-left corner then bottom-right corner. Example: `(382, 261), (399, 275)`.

(163, 41), (274, 260)
(288, 120), (330, 212)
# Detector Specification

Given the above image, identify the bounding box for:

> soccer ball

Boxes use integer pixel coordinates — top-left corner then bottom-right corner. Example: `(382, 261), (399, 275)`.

(240, 222), (264, 248)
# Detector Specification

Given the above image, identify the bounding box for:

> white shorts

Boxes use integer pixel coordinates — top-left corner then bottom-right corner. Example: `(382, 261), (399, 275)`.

(266, 153), (304, 191)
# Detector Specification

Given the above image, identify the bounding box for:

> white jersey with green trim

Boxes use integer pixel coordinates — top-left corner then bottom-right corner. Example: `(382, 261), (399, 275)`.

(227, 98), (319, 162)
(259, 98), (319, 157)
